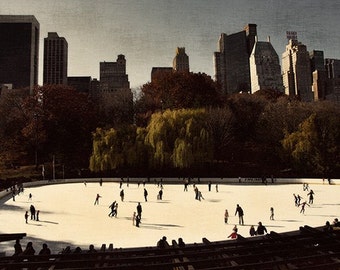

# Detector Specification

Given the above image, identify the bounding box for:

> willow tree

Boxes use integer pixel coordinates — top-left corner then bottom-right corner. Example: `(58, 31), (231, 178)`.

(145, 108), (213, 169)
(89, 125), (146, 172)
(282, 105), (340, 176)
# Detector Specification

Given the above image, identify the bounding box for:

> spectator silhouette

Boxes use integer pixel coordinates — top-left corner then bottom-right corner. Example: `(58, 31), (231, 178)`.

(13, 239), (22, 256)
(22, 242), (35, 255)
(39, 243), (51, 255)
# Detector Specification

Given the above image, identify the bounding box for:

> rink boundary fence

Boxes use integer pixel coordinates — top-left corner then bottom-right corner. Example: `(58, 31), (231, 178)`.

(0, 177), (338, 200)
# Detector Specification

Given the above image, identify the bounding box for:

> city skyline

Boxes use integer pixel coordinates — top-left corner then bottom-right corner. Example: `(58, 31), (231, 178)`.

(1, 0), (339, 89)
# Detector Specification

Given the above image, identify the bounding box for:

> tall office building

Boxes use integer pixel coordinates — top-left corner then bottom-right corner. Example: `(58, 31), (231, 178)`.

(100, 54), (130, 92)
(282, 39), (313, 101)
(214, 24), (257, 94)
(0, 15), (39, 94)
(249, 37), (283, 93)
(43, 32), (68, 85)
(173, 47), (189, 72)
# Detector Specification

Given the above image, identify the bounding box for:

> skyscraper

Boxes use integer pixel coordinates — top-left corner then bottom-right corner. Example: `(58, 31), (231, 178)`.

(100, 54), (130, 92)
(0, 15), (39, 94)
(282, 39), (313, 101)
(173, 47), (189, 72)
(214, 24), (257, 94)
(249, 37), (283, 93)
(43, 32), (68, 85)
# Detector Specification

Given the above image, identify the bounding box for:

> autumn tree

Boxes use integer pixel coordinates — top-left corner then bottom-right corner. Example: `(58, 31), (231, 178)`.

(22, 85), (98, 167)
(0, 89), (31, 165)
(135, 72), (222, 126)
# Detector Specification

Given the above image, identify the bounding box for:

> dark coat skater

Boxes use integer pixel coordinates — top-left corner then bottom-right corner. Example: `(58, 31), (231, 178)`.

(137, 202), (142, 219)
(144, 188), (148, 202)
(235, 204), (244, 225)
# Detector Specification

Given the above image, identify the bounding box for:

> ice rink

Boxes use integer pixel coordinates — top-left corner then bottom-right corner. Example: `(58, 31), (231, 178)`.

(0, 180), (339, 255)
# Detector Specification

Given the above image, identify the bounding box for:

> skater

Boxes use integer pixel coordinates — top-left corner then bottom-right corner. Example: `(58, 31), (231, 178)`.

(36, 210), (40, 221)
(108, 201), (117, 217)
(293, 194), (298, 206)
(137, 202), (142, 219)
(158, 189), (163, 200)
(224, 209), (229, 223)
(120, 189), (124, 201)
(24, 211), (29, 223)
(235, 204), (244, 225)
(184, 179), (188, 191)
(28, 193), (32, 200)
(270, 207), (274, 220)
(297, 194), (303, 205)
(144, 188), (148, 202)
(94, 193), (101, 205)
(30, 205), (36, 220)
(307, 190), (314, 204)
(300, 201), (310, 214)
(194, 186), (199, 200)
(216, 184), (219, 192)
(113, 203), (118, 217)
(135, 214), (141, 227)
(208, 181), (212, 191)
(132, 212), (136, 225)
(256, 222), (268, 235)
(198, 190), (204, 201)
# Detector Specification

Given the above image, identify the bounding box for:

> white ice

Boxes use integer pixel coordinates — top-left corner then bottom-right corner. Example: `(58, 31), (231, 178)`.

(0, 180), (339, 255)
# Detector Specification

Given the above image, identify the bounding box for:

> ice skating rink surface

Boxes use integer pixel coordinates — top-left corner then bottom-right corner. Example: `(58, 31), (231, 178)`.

(0, 180), (339, 255)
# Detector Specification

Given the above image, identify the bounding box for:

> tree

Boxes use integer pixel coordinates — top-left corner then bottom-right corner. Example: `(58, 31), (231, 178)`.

(22, 85), (98, 167)
(145, 109), (213, 169)
(282, 102), (340, 176)
(135, 72), (222, 126)
(0, 89), (30, 165)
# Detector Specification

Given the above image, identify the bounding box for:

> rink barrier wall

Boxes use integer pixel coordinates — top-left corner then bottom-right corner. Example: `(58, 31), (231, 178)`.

(0, 177), (338, 200)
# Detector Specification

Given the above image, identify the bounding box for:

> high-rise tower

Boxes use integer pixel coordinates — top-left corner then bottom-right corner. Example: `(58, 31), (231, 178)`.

(0, 15), (39, 94)
(43, 32), (68, 85)
(282, 39), (313, 101)
(249, 37), (283, 93)
(173, 47), (189, 72)
(100, 54), (130, 92)
(214, 24), (257, 94)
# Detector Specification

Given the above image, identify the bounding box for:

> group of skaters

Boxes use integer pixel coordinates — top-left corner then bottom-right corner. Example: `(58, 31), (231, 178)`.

(293, 183), (316, 214)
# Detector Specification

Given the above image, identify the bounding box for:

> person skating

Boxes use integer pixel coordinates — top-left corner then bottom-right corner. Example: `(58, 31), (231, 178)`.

(307, 190), (314, 204)
(120, 189), (124, 202)
(224, 209), (229, 224)
(108, 201), (117, 217)
(137, 202), (142, 219)
(94, 193), (101, 205)
(235, 204), (244, 225)
(144, 188), (148, 202)
(300, 201), (310, 214)
(270, 207), (274, 220)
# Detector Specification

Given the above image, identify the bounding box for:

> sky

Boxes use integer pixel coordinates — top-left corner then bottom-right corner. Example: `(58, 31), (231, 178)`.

(1, 0), (339, 89)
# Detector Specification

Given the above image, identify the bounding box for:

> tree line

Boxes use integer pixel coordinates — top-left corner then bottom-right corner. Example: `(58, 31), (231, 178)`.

(0, 72), (339, 179)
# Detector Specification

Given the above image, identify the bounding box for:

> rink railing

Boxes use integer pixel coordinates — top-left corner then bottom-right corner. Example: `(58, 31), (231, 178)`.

(0, 177), (338, 200)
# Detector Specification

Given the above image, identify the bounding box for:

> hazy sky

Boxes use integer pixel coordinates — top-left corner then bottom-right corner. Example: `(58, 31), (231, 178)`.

(1, 0), (339, 89)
